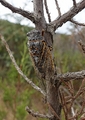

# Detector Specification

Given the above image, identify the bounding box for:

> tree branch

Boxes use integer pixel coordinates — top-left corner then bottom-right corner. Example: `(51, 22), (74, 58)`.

(44, 0), (51, 22)
(54, 0), (61, 17)
(26, 106), (53, 119)
(56, 70), (85, 82)
(0, 34), (46, 96)
(47, 0), (85, 33)
(0, 0), (36, 23)
(70, 19), (85, 26)
(72, 0), (77, 7)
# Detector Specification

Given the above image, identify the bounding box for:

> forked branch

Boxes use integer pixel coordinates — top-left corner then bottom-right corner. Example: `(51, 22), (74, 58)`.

(47, 0), (85, 33)
(0, 0), (85, 34)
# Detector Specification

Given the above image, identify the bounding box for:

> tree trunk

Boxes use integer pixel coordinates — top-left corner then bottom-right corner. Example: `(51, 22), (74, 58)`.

(33, 1), (61, 120)
(46, 80), (61, 120)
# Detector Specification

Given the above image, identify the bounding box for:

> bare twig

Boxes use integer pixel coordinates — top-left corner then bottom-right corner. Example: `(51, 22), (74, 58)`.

(60, 86), (81, 108)
(47, 0), (85, 33)
(60, 79), (73, 95)
(0, 0), (36, 23)
(0, 35), (46, 96)
(72, 0), (77, 7)
(26, 106), (53, 119)
(59, 90), (66, 119)
(54, 0), (61, 17)
(44, 0), (51, 22)
(73, 78), (85, 101)
(69, 95), (85, 120)
(62, 93), (69, 120)
(78, 93), (85, 115)
(70, 19), (85, 26)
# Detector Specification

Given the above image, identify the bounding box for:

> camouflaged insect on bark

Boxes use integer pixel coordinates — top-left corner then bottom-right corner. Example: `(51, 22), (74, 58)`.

(27, 29), (55, 79)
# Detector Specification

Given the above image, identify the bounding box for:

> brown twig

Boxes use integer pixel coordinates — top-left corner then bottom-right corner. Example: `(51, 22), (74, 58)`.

(60, 79), (73, 95)
(59, 90), (66, 119)
(0, 35), (46, 96)
(70, 19), (85, 26)
(44, 0), (51, 22)
(26, 106), (53, 119)
(60, 90), (69, 120)
(54, 0), (61, 17)
(0, 0), (36, 23)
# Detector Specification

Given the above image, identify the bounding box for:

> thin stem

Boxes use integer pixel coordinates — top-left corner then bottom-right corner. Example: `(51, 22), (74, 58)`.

(54, 0), (61, 17)
(44, 0), (51, 22)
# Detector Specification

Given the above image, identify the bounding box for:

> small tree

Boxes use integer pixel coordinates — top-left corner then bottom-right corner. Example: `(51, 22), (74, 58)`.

(0, 0), (85, 120)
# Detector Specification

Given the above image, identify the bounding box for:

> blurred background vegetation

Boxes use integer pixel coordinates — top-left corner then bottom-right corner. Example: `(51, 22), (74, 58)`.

(0, 19), (85, 120)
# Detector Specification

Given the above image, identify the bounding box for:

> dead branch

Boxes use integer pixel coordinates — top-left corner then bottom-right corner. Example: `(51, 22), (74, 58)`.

(55, 70), (85, 82)
(72, 0), (76, 7)
(54, 0), (61, 17)
(44, 0), (51, 22)
(0, 0), (36, 23)
(70, 19), (85, 26)
(0, 35), (46, 96)
(47, 0), (85, 33)
(26, 106), (53, 119)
